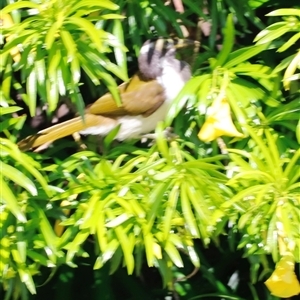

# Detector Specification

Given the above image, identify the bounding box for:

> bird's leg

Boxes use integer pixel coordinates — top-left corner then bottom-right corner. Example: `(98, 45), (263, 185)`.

(72, 132), (87, 150)
(216, 137), (228, 155)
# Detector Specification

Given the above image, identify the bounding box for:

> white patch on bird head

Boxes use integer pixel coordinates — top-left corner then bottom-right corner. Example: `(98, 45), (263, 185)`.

(139, 42), (152, 55)
(139, 39), (172, 55)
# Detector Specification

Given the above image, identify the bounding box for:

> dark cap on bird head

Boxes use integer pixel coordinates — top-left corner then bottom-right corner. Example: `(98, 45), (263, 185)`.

(138, 37), (199, 79)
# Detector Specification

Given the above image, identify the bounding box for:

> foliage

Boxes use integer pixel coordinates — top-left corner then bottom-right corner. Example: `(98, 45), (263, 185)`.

(225, 126), (300, 261)
(0, 137), (53, 295)
(1, 0), (127, 116)
(0, 0), (299, 299)
(48, 137), (229, 277)
(254, 8), (300, 91)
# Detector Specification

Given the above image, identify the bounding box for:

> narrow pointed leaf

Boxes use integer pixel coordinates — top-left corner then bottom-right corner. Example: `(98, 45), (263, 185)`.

(0, 177), (26, 223)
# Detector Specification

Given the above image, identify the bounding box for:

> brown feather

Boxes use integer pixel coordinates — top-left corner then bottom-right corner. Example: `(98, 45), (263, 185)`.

(18, 114), (117, 151)
(87, 73), (165, 116)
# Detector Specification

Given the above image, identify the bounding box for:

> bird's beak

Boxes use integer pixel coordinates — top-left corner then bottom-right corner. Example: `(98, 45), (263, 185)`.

(151, 38), (199, 52)
(172, 38), (200, 49)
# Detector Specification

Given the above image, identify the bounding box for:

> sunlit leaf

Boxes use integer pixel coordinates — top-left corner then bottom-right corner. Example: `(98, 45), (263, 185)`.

(213, 14), (235, 67)
(0, 177), (27, 223)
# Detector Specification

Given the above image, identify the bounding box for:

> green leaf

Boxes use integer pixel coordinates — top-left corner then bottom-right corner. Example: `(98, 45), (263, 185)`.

(0, 176), (27, 223)
(35, 54), (46, 87)
(145, 181), (170, 233)
(186, 242), (200, 267)
(70, 56), (81, 84)
(66, 16), (103, 51)
(127, 197), (145, 218)
(196, 75), (213, 112)
(98, 239), (119, 266)
(278, 32), (300, 52)
(0, 139), (51, 196)
(48, 45), (61, 83)
(55, 66), (66, 96)
(2, 57), (13, 100)
(224, 44), (269, 69)
(226, 86), (247, 125)
(283, 149), (300, 179)
(26, 68), (37, 116)
(254, 21), (287, 39)
(106, 209), (135, 274)
(60, 29), (77, 61)
(103, 124), (121, 150)
(0, 106), (23, 115)
(266, 8), (300, 17)
(46, 79), (59, 112)
(182, 0), (208, 18)
(0, 161), (37, 195)
(27, 250), (55, 267)
(165, 241), (183, 268)
(80, 62), (101, 85)
(255, 25), (291, 45)
(45, 22), (61, 50)
(180, 183), (200, 237)
(99, 14), (126, 20)
(208, 0), (218, 49)
(80, 193), (101, 230)
(266, 213), (279, 261)
(185, 181), (210, 226)
(1, 1), (39, 14)
(68, 0), (119, 14)
(156, 259), (173, 287)
(213, 14), (235, 68)
(66, 228), (90, 262)
(32, 205), (58, 257)
(248, 127), (278, 171)
(155, 122), (170, 161)
(96, 68), (121, 106)
(112, 19), (128, 80)
(105, 212), (132, 228)
(296, 120), (300, 144)
(248, 0), (271, 9)
(264, 130), (282, 176)
(230, 64), (272, 78)
(144, 232), (155, 267)
(163, 183), (179, 240)
(0, 115), (26, 132)
(18, 267), (36, 294)
(103, 61), (128, 82)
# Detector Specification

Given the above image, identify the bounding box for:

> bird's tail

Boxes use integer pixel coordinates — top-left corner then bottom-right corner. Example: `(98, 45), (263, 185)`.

(18, 114), (116, 151)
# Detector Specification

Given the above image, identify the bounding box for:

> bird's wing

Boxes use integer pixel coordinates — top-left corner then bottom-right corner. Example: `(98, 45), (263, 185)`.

(87, 73), (165, 117)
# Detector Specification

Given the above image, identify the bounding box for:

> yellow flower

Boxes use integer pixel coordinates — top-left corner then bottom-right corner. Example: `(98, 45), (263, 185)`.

(265, 254), (300, 298)
(198, 97), (243, 142)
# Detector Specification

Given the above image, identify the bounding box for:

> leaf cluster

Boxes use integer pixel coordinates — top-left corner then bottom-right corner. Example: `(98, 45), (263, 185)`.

(1, 0), (299, 299)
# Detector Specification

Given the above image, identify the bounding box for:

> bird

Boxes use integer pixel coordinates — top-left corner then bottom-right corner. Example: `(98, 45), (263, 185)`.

(18, 38), (197, 151)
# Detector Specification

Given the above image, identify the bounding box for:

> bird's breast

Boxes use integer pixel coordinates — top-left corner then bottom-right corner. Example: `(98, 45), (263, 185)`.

(115, 100), (171, 140)
(157, 63), (187, 101)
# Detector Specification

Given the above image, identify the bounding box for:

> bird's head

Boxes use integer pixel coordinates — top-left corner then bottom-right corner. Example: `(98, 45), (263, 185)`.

(138, 38), (198, 80)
